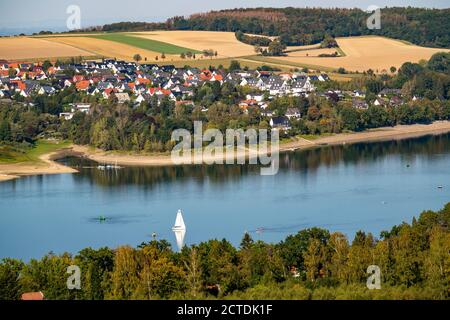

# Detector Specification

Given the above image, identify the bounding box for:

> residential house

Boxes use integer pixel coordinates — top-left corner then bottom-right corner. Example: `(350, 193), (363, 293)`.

(115, 92), (130, 104)
(285, 108), (301, 119)
(270, 116), (291, 131)
(352, 98), (369, 109)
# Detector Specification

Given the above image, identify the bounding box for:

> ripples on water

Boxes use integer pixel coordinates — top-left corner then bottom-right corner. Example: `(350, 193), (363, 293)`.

(0, 133), (449, 260)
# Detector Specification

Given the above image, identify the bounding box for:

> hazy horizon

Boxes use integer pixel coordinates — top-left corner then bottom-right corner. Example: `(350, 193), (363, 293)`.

(0, 0), (448, 36)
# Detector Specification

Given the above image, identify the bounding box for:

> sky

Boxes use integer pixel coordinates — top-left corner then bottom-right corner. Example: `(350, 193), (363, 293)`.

(0, 0), (448, 35)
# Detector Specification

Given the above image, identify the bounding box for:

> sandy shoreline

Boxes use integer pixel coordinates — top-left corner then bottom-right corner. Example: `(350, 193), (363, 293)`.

(1, 121), (450, 181)
(0, 149), (78, 182)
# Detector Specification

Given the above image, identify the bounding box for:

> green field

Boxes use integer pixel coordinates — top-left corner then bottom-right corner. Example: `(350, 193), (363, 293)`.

(88, 34), (201, 55)
(0, 140), (71, 164)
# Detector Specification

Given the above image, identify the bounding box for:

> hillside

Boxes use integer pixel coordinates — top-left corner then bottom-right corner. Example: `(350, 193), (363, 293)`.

(99, 7), (450, 48)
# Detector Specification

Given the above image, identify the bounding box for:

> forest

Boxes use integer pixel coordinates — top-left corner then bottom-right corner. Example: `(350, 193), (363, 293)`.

(98, 7), (450, 48)
(0, 203), (449, 300)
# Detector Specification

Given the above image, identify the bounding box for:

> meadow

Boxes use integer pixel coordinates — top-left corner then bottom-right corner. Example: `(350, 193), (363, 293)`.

(0, 140), (71, 164)
(131, 31), (256, 58)
(88, 33), (201, 55)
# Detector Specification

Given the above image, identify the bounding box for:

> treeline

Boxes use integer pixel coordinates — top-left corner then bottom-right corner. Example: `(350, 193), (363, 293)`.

(235, 31), (272, 47)
(284, 53), (450, 135)
(96, 7), (450, 48)
(1, 203), (449, 300)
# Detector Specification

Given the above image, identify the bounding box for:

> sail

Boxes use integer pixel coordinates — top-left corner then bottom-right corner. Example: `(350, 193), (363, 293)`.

(174, 228), (186, 251)
(173, 209), (185, 230)
(172, 209), (186, 251)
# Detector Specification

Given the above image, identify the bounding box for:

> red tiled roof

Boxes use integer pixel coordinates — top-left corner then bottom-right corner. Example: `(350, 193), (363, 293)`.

(11, 80), (26, 90)
(76, 80), (90, 90)
(47, 67), (57, 74)
(21, 292), (44, 300)
(136, 78), (150, 85)
(73, 75), (85, 82)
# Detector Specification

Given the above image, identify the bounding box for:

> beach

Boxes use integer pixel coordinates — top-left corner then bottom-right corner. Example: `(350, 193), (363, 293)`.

(1, 120), (450, 181)
(0, 149), (78, 182)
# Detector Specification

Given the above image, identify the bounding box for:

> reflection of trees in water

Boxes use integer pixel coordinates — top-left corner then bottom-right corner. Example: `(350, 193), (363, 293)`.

(281, 133), (450, 172)
(62, 133), (450, 188)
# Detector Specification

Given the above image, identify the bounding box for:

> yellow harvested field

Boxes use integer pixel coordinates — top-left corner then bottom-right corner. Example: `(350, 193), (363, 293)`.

(130, 31), (256, 58)
(273, 36), (450, 72)
(286, 44), (321, 52)
(287, 48), (339, 57)
(0, 37), (92, 60)
(45, 36), (176, 62)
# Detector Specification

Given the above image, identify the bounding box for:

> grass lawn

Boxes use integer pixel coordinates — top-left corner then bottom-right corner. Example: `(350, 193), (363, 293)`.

(296, 133), (334, 140)
(0, 140), (71, 164)
(89, 34), (201, 55)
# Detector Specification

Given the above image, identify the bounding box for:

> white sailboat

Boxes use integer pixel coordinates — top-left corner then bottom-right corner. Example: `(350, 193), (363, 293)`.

(172, 209), (186, 251)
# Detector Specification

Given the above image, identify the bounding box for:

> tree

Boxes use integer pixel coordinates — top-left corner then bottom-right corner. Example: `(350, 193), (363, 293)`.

(75, 247), (114, 300)
(240, 233), (254, 250)
(320, 34), (338, 48)
(161, 53), (166, 61)
(42, 60), (53, 72)
(202, 49), (215, 59)
(0, 259), (24, 300)
(268, 40), (286, 56)
(108, 246), (141, 299)
(339, 105), (361, 131)
(328, 232), (350, 282)
(19, 253), (78, 300)
(424, 227), (450, 298)
(133, 54), (142, 63)
(8, 68), (17, 78)
(183, 247), (203, 298)
(254, 45), (261, 54)
(390, 66), (397, 74)
(229, 60), (241, 71)
(0, 119), (11, 141)
(278, 228), (330, 272)
(304, 239), (327, 281)
(180, 52), (186, 59)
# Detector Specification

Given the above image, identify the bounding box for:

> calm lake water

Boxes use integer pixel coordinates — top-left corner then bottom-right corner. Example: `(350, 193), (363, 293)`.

(1, 134), (450, 260)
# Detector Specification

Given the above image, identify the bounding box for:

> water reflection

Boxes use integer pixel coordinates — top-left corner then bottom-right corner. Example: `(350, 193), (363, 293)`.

(58, 133), (450, 188)
(1, 133), (449, 260)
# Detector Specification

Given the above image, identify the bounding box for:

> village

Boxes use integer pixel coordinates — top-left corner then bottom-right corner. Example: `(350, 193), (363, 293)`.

(0, 59), (415, 132)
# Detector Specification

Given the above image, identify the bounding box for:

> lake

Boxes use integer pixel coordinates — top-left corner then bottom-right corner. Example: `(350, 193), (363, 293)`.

(1, 134), (449, 260)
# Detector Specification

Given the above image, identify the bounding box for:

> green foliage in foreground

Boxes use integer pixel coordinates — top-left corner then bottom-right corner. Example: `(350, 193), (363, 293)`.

(1, 203), (449, 300)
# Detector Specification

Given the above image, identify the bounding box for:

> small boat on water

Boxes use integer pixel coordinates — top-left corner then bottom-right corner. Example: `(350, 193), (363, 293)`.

(97, 215), (107, 222)
(256, 227), (264, 234)
(172, 209), (186, 232)
(172, 209), (186, 251)
(97, 160), (122, 170)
